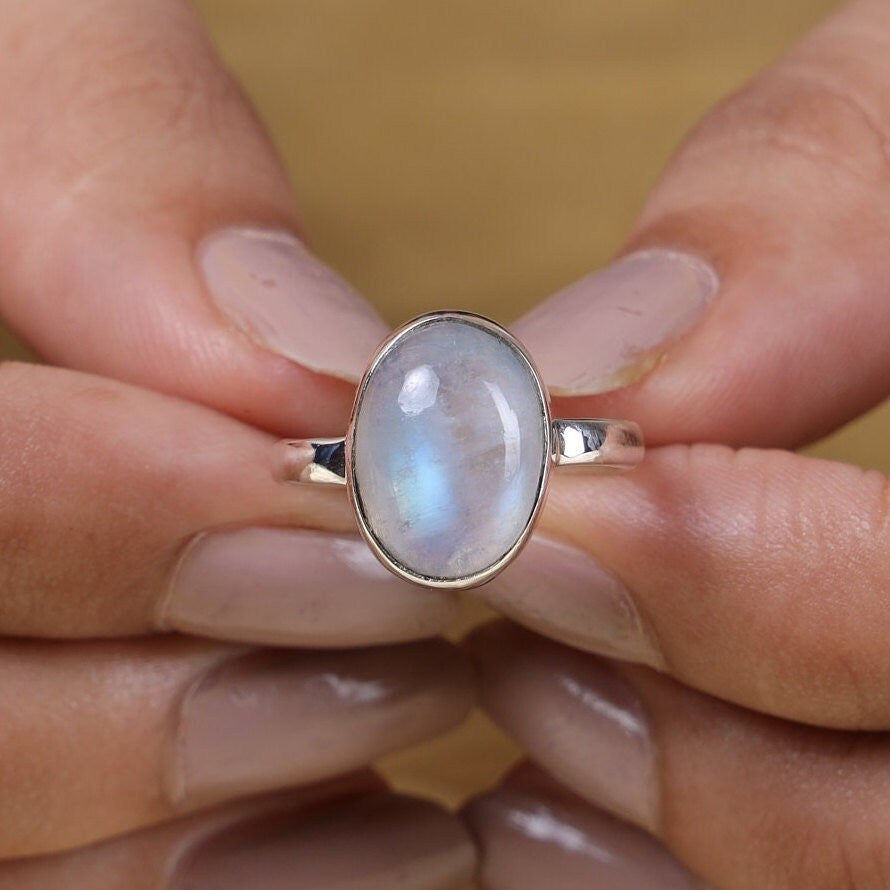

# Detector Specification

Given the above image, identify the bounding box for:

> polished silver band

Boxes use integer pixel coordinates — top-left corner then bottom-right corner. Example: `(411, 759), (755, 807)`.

(285, 419), (643, 487)
(291, 437), (348, 485)
(550, 419), (643, 471)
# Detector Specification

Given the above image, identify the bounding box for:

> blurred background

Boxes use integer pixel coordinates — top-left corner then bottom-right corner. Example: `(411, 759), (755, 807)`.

(2, 0), (886, 819)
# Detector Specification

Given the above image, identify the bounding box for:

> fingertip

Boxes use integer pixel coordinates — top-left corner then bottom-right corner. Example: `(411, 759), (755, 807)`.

(197, 226), (389, 385)
(0, 0), (389, 437)
(513, 249), (719, 398)
(464, 777), (707, 890)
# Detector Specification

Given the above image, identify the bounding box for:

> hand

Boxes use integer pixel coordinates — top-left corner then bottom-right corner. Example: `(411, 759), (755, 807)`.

(0, 2), (475, 886)
(464, 1), (890, 887)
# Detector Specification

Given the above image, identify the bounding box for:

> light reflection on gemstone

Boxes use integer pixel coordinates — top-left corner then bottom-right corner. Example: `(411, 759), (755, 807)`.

(482, 380), (521, 480)
(391, 435), (453, 536)
(398, 364), (439, 416)
(351, 315), (548, 583)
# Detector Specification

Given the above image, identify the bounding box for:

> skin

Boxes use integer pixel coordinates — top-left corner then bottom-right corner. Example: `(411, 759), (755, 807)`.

(0, 0), (475, 881)
(1, 0), (890, 887)
(470, 1), (890, 888)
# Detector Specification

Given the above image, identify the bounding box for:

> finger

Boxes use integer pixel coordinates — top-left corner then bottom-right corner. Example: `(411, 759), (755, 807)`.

(464, 764), (707, 890)
(514, 0), (890, 448)
(0, 362), (456, 645)
(0, 784), (476, 890)
(482, 444), (890, 728)
(0, 0), (391, 436)
(0, 636), (473, 857)
(472, 622), (890, 890)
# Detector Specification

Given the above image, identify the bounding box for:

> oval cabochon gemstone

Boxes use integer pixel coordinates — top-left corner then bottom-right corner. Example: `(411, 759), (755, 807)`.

(351, 315), (548, 583)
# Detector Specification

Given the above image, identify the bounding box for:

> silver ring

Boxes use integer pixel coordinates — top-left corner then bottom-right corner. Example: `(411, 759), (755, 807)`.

(282, 311), (643, 589)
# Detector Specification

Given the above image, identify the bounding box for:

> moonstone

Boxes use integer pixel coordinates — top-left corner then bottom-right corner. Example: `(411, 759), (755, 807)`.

(351, 315), (548, 583)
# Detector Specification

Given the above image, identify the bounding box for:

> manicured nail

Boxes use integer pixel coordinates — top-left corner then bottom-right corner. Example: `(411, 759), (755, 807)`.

(481, 534), (662, 668)
(161, 527), (457, 648)
(513, 249), (718, 395)
(464, 770), (707, 890)
(470, 624), (658, 831)
(166, 640), (474, 808)
(173, 793), (476, 890)
(199, 227), (390, 382)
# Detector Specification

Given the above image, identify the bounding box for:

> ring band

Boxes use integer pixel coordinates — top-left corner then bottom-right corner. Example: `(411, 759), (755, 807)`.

(280, 311), (644, 589)
(291, 417), (643, 485)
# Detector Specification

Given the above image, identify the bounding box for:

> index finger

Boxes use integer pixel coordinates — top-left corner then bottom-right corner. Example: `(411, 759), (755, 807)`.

(0, 362), (456, 645)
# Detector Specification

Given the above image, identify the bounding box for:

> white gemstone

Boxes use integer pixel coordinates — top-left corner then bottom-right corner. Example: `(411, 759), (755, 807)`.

(351, 315), (548, 583)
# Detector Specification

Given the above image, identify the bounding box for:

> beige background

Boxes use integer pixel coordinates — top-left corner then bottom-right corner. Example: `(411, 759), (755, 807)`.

(3, 0), (888, 823)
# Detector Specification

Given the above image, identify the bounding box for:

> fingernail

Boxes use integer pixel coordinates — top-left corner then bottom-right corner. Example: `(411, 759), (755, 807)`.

(464, 772), (707, 890)
(199, 227), (390, 382)
(166, 640), (474, 808)
(513, 249), (718, 395)
(173, 793), (476, 890)
(470, 624), (658, 831)
(481, 535), (662, 668)
(161, 527), (457, 648)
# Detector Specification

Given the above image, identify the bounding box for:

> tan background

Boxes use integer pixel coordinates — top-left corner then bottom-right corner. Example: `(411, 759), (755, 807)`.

(3, 0), (888, 823)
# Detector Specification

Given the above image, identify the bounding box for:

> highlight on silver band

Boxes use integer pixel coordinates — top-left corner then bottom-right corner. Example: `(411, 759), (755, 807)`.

(550, 419), (644, 471)
(290, 437), (347, 486)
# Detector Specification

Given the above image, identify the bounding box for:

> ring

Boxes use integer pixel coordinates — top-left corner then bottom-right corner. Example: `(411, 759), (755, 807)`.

(283, 311), (643, 589)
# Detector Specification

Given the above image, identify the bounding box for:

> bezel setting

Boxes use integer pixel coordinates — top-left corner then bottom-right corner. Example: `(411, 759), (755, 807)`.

(345, 311), (552, 590)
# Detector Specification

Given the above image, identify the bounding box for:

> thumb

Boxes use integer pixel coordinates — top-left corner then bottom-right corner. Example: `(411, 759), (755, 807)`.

(515, 0), (890, 448)
(0, 0), (389, 435)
